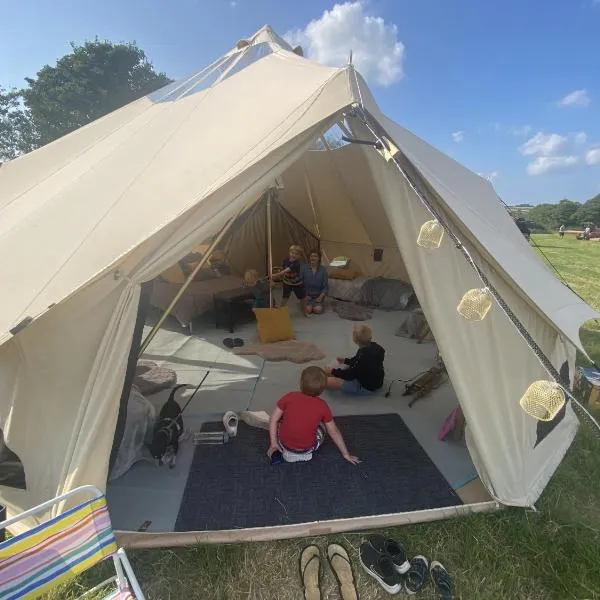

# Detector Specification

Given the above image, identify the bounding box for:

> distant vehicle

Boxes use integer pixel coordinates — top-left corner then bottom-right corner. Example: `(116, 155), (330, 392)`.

(576, 230), (600, 240)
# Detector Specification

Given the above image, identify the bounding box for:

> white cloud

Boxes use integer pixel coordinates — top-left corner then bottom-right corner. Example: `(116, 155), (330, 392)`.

(574, 131), (588, 146)
(451, 130), (465, 143)
(527, 156), (578, 176)
(284, 2), (405, 86)
(519, 132), (566, 156)
(229, 0), (237, 6)
(559, 89), (590, 107)
(586, 148), (600, 166)
(489, 123), (532, 136)
(478, 171), (499, 182)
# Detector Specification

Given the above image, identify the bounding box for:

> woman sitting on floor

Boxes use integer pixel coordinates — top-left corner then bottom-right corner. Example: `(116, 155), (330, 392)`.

(301, 250), (328, 315)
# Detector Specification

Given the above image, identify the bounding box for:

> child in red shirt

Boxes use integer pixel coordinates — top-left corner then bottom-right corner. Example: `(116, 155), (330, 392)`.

(267, 366), (360, 464)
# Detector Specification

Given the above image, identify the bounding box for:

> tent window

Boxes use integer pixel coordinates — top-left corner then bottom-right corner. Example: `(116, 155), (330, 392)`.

(221, 43), (273, 81)
(309, 123), (350, 151)
(178, 56), (238, 98)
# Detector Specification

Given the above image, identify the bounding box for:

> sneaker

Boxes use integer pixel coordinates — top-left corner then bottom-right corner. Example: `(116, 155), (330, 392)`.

(403, 556), (429, 595)
(366, 534), (411, 574)
(359, 542), (402, 595)
(430, 561), (454, 599)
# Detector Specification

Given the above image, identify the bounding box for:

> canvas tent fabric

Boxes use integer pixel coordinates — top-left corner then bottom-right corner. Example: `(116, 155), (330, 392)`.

(0, 25), (598, 529)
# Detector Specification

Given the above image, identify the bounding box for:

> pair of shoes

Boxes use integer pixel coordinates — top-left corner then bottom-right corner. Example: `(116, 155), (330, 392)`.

(223, 337), (243, 348)
(300, 544), (358, 600)
(360, 535), (454, 597)
(398, 557), (453, 597)
(359, 535), (410, 595)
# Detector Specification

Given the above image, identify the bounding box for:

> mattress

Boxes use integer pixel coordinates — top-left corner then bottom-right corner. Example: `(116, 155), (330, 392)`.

(151, 275), (242, 328)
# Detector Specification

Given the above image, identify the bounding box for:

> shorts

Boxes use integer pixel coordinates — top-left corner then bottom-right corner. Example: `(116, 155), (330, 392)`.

(282, 283), (306, 299)
(341, 379), (375, 396)
(278, 424), (326, 463)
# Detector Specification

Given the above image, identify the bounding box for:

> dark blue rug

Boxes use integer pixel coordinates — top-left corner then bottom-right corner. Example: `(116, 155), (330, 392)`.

(175, 413), (461, 531)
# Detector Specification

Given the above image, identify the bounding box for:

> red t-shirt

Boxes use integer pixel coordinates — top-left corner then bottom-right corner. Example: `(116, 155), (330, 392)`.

(277, 392), (333, 451)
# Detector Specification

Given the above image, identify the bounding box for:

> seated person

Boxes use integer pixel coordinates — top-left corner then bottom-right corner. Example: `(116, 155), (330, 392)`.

(300, 250), (328, 315)
(325, 325), (385, 395)
(243, 269), (270, 308)
(267, 366), (359, 464)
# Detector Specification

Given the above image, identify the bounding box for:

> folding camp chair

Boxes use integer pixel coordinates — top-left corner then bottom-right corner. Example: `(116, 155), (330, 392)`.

(0, 485), (145, 600)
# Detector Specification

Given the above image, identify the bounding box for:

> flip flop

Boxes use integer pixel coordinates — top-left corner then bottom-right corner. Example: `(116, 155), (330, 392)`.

(223, 338), (235, 348)
(300, 545), (322, 600)
(233, 338), (244, 347)
(327, 544), (359, 600)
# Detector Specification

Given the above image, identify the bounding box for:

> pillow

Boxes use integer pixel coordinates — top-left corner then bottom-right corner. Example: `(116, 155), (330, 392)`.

(253, 307), (294, 343)
(159, 264), (186, 284)
(329, 256), (351, 268)
(328, 266), (359, 280)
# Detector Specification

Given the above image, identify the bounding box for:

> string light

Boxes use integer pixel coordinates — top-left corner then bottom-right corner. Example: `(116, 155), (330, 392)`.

(520, 381), (566, 421)
(457, 288), (493, 322)
(417, 220), (444, 249)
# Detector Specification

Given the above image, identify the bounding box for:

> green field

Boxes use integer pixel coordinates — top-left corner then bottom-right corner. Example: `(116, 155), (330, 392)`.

(50, 234), (600, 600)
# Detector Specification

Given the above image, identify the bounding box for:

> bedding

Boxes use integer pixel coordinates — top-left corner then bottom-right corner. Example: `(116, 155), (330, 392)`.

(327, 276), (414, 310)
(151, 274), (242, 328)
(327, 276), (370, 304)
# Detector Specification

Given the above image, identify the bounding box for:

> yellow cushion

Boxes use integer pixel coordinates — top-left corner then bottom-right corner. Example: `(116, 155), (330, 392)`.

(328, 266), (359, 280)
(253, 307), (294, 343)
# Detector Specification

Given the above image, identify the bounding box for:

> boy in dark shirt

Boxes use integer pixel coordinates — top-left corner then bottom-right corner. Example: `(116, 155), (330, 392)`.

(244, 269), (270, 308)
(271, 245), (306, 309)
(267, 366), (359, 464)
(325, 325), (385, 395)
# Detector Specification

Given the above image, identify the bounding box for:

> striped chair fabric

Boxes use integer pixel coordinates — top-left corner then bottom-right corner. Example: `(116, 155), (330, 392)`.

(0, 496), (120, 599)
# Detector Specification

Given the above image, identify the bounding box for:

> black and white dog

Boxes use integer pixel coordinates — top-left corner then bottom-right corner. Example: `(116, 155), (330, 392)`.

(149, 384), (187, 468)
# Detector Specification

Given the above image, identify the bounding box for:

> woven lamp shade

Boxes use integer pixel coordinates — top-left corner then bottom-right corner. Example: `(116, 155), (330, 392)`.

(519, 381), (565, 421)
(417, 220), (444, 249)
(457, 288), (492, 321)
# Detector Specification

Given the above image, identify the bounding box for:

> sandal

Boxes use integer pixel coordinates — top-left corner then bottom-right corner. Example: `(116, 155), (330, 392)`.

(300, 545), (322, 600)
(327, 543), (359, 600)
(404, 555), (429, 595)
(430, 561), (454, 599)
(223, 338), (235, 348)
(233, 338), (244, 347)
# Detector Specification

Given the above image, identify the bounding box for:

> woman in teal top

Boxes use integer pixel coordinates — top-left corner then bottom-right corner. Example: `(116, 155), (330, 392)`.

(301, 250), (328, 315)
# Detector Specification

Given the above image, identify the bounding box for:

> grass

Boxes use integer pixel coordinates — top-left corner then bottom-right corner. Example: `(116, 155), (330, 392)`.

(48, 234), (600, 600)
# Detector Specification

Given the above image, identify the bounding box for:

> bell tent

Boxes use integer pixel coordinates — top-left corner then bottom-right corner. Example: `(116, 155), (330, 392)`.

(0, 25), (598, 544)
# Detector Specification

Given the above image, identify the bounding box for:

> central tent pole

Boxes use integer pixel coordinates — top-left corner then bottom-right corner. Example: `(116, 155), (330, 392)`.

(138, 211), (239, 357)
(266, 189), (274, 308)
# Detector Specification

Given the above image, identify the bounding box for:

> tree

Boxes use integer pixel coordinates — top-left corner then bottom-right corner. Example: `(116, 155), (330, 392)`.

(0, 87), (38, 162)
(573, 195), (600, 227)
(554, 199), (580, 227)
(22, 40), (172, 146)
(527, 203), (559, 231)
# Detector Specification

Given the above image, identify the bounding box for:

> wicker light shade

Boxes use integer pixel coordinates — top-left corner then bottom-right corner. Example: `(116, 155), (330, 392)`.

(417, 220), (444, 249)
(457, 288), (492, 321)
(519, 381), (565, 421)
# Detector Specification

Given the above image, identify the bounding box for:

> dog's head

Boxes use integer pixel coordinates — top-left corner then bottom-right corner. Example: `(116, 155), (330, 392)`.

(149, 429), (171, 464)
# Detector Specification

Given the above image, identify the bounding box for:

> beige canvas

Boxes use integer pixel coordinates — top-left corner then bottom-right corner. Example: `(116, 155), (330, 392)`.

(0, 26), (598, 528)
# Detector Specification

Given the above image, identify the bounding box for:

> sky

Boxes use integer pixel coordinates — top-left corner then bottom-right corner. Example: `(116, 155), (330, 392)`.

(1, 0), (599, 206)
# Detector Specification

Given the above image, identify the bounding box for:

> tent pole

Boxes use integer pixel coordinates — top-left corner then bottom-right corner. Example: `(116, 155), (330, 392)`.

(266, 190), (274, 308)
(138, 213), (239, 357)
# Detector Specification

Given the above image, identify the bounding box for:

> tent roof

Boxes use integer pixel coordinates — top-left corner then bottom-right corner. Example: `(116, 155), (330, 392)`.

(0, 29), (353, 345)
(1, 25), (598, 352)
